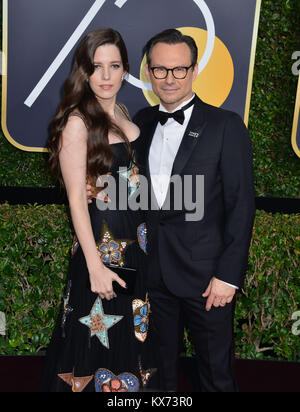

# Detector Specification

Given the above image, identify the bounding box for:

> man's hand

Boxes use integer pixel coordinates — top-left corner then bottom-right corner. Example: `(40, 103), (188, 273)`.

(202, 277), (236, 311)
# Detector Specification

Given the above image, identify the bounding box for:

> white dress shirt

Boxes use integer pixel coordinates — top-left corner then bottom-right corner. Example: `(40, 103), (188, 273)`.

(148, 94), (238, 290)
(149, 95), (195, 208)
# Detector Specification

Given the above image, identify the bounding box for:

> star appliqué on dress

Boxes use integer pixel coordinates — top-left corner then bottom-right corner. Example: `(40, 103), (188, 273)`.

(78, 297), (123, 349)
(57, 369), (93, 392)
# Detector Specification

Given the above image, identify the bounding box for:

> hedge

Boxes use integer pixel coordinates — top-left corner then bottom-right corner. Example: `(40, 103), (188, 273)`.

(0, 204), (73, 354)
(0, 0), (300, 196)
(0, 203), (299, 361)
(248, 0), (300, 197)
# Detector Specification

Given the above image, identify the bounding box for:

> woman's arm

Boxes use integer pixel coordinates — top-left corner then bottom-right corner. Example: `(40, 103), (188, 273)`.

(59, 116), (126, 299)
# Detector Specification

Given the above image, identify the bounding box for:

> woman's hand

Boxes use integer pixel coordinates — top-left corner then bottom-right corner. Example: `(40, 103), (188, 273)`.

(88, 263), (127, 300)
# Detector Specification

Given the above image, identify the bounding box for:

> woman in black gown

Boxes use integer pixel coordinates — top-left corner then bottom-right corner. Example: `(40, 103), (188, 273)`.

(39, 28), (159, 392)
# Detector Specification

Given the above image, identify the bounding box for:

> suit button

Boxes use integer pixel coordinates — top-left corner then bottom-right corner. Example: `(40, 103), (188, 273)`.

(160, 221), (165, 227)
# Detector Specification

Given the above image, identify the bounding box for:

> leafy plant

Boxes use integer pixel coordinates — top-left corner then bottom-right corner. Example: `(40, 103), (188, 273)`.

(235, 211), (300, 361)
(248, 0), (300, 197)
(0, 204), (299, 361)
(0, 203), (72, 354)
(185, 211), (300, 361)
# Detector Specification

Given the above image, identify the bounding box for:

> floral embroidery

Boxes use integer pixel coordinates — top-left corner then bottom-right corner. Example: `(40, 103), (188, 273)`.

(99, 240), (121, 265)
(137, 223), (147, 254)
(96, 221), (134, 267)
(78, 297), (123, 349)
(95, 368), (140, 392)
(132, 294), (150, 343)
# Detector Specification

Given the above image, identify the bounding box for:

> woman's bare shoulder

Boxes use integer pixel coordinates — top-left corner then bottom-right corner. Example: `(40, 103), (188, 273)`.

(62, 112), (88, 144)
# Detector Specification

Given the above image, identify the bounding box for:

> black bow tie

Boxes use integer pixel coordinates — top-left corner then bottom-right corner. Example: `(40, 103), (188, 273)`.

(158, 96), (196, 126)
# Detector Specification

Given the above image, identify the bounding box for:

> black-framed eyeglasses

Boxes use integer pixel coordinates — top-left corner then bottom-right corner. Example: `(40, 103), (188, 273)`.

(150, 64), (194, 80)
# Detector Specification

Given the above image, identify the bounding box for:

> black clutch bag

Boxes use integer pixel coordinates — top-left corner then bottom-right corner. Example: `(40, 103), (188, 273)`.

(105, 264), (137, 296)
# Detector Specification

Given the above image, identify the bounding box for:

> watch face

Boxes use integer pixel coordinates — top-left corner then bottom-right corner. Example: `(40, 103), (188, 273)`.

(2, 0), (260, 150)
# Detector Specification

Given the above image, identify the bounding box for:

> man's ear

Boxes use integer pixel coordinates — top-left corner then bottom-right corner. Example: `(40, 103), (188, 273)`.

(145, 64), (151, 82)
(192, 63), (199, 82)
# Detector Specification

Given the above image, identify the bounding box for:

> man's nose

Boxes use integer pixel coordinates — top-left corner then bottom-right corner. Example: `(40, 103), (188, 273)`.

(165, 70), (175, 84)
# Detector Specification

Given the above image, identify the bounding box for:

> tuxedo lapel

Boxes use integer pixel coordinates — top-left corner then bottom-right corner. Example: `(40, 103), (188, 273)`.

(171, 97), (207, 177)
(144, 109), (159, 181)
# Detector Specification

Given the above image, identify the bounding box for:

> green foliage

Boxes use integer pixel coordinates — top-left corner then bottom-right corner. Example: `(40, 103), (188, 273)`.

(248, 0), (300, 197)
(1, 204), (299, 361)
(0, 135), (57, 187)
(0, 0), (299, 194)
(0, 203), (73, 354)
(235, 211), (300, 361)
(185, 210), (300, 361)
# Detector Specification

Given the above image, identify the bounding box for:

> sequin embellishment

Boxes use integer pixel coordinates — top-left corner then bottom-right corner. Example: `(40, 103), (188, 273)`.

(96, 221), (134, 267)
(137, 223), (147, 254)
(132, 294), (150, 342)
(95, 368), (140, 392)
(78, 297), (123, 349)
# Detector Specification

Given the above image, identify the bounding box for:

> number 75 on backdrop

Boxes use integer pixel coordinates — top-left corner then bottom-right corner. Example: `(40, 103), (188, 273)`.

(1, 0), (261, 152)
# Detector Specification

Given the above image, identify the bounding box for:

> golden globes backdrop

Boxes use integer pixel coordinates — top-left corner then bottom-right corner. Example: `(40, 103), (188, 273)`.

(292, 73), (300, 158)
(1, 0), (261, 152)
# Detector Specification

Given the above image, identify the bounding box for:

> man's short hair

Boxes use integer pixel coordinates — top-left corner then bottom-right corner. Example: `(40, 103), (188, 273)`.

(145, 29), (198, 67)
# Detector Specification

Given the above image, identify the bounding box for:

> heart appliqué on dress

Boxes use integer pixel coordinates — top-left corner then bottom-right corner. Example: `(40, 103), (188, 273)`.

(95, 368), (140, 392)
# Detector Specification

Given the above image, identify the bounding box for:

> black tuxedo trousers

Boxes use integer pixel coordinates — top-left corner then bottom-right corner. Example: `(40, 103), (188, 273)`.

(147, 244), (238, 392)
(133, 97), (255, 392)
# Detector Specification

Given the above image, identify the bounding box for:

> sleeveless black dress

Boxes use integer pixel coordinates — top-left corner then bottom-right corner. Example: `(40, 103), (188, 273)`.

(39, 135), (160, 392)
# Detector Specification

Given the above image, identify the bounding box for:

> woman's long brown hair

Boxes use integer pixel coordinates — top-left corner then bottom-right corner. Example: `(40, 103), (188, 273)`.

(47, 28), (132, 187)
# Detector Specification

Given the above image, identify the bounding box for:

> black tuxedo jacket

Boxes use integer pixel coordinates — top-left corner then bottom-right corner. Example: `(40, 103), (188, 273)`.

(133, 96), (256, 298)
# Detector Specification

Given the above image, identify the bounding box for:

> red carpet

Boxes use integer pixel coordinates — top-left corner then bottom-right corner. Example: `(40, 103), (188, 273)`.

(0, 356), (299, 392)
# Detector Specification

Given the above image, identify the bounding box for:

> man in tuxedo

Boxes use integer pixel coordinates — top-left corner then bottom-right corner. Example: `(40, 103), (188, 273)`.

(132, 29), (256, 392)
